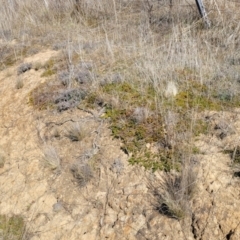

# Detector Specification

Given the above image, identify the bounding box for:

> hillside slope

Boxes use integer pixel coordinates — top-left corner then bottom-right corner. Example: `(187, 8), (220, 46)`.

(1, 1), (240, 239)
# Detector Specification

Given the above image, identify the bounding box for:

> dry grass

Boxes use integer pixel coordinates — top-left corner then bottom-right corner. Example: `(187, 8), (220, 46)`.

(66, 122), (87, 141)
(70, 162), (93, 187)
(1, 0), (240, 221)
(43, 145), (61, 170)
(149, 158), (198, 219)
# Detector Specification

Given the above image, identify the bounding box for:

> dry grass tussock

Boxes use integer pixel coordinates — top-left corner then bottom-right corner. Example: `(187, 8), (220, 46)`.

(148, 157), (198, 219)
(1, 0), (240, 220)
(43, 145), (61, 170)
(66, 122), (88, 141)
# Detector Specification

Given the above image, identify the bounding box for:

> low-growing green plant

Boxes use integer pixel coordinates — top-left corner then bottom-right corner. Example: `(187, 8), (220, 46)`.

(83, 69), (240, 172)
(129, 150), (180, 172)
(83, 79), (214, 171)
(192, 146), (201, 154)
(99, 81), (174, 170)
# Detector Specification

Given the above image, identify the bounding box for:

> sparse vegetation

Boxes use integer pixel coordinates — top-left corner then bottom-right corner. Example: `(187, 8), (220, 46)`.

(57, 70), (71, 86)
(1, 0), (240, 232)
(29, 56), (90, 111)
(19, 0), (239, 172)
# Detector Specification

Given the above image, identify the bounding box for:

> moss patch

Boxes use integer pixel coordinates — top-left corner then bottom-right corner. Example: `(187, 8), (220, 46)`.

(173, 81), (218, 110)
(0, 215), (25, 240)
(173, 80), (240, 111)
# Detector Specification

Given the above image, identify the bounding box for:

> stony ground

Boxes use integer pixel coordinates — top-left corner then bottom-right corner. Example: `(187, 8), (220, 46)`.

(1, 48), (240, 240)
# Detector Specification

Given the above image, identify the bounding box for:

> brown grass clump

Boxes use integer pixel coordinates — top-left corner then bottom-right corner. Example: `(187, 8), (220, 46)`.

(66, 122), (87, 142)
(149, 159), (198, 219)
(70, 162), (93, 187)
(43, 145), (61, 170)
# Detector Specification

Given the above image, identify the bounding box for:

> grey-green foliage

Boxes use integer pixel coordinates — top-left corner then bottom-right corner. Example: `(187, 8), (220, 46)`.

(17, 63), (32, 75)
(55, 88), (87, 112)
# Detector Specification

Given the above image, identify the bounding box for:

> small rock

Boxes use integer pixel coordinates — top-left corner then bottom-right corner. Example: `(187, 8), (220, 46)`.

(165, 81), (178, 97)
(52, 202), (64, 212)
